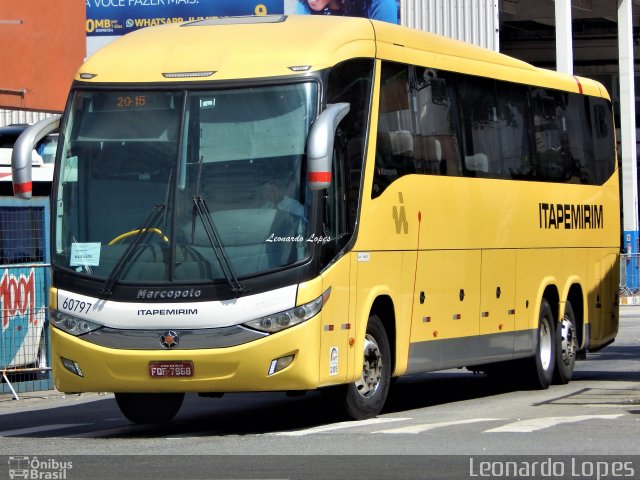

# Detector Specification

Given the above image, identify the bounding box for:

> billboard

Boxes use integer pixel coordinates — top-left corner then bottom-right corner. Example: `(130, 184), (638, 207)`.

(85, 0), (285, 37)
(86, 0), (400, 55)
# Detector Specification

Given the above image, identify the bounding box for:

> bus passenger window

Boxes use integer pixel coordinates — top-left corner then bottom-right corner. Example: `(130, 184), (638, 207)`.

(496, 81), (532, 180)
(589, 97), (616, 185)
(531, 88), (570, 182)
(457, 77), (502, 177)
(564, 94), (595, 184)
(415, 69), (461, 177)
(375, 63), (415, 198)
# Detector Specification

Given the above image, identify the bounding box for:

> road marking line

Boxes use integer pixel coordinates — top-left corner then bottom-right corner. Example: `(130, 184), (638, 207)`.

(0, 424), (91, 437)
(271, 417), (411, 436)
(484, 414), (624, 433)
(374, 418), (503, 434)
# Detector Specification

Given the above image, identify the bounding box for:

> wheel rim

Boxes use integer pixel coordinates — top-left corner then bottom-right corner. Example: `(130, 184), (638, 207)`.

(539, 317), (553, 370)
(355, 334), (383, 398)
(559, 315), (577, 366)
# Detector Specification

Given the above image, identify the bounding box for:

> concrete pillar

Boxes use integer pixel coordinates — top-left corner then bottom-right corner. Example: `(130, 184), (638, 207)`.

(555, 0), (573, 74)
(619, 0), (639, 289)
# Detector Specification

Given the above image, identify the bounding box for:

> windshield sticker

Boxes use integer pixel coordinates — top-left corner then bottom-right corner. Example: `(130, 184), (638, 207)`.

(70, 242), (101, 267)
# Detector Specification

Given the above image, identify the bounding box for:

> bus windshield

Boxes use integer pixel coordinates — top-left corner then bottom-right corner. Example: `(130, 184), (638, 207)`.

(54, 82), (318, 285)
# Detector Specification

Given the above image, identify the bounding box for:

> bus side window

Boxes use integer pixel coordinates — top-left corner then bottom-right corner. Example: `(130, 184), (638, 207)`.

(375, 62), (431, 198)
(496, 81), (532, 180)
(531, 88), (570, 182)
(565, 93), (595, 184)
(590, 97), (616, 185)
(415, 69), (462, 177)
(456, 76), (502, 178)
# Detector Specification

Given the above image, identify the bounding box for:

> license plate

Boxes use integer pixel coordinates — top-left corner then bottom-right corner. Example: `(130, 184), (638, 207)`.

(148, 361), (194, 378)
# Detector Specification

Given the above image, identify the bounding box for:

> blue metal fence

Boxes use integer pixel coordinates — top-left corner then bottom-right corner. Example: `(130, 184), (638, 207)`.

(0, 197), (52, 397)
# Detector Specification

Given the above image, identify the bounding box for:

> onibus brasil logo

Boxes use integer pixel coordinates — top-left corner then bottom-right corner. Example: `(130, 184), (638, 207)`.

(8, 456), (73, 479)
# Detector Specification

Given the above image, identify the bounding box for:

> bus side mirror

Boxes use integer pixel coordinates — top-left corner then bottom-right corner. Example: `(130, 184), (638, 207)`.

(11, 115), (61, 199)
(306, 102), (350, 191)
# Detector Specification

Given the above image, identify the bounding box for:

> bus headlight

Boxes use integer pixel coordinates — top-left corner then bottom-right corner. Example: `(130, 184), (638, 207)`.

(50, 309), (102, 336)
(243, 288), (331, 334)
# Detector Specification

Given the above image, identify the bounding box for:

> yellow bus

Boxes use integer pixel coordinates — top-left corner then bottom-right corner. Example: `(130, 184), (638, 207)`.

(13, 15), (619, 424)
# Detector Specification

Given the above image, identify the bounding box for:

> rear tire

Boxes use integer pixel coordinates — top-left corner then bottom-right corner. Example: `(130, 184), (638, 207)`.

(344, 315), (391, 420)
(553, 301), (578, 384)
(115, 393), (184, 424)
(524, 299), (556, 389)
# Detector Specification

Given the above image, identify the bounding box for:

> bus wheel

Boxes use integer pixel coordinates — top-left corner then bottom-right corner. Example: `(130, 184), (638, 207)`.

(554, 301), (578, 384)
(345, 315), (391, 420)
(524, 299), (556, 389)
(115, 393), (184, 424)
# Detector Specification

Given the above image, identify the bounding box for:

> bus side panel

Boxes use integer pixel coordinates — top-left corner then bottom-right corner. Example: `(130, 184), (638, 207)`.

(352, 250), (403, 381)
(513, 248), (562, 356)
(317, 254), (352, 386)
(480, 249), (516, 338)
(587, 249), (619, 349)
(408, 250), (483, 371)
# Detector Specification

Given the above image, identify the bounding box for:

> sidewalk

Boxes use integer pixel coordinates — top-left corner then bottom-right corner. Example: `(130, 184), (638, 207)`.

(0, 389), (111, 412)
(620, 295), (640, 305)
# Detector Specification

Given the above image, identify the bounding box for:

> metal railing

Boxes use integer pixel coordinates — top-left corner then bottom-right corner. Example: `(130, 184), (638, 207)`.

(620, 253), (640, 297)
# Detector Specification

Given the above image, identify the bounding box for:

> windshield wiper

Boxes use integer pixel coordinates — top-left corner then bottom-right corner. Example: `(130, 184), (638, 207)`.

(192, 196), (244, 295)
(100, 204), (166, 298)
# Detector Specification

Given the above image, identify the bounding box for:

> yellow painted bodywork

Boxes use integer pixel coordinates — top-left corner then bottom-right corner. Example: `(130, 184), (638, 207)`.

(54, 15), (619, 393)
(51, 313), (321, 393)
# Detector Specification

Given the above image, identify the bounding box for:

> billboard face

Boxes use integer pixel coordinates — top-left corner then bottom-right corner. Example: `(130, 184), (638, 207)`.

(86, 1), (285, 37)
(86, 1), (400, 38)
(293, 0), (400, 24)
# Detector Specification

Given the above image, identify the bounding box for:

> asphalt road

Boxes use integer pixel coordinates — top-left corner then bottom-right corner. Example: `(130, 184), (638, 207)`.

(1, 308), (639, 479)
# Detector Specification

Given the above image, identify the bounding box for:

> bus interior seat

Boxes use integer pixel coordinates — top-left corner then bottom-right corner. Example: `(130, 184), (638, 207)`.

(464, 153), (489, 174)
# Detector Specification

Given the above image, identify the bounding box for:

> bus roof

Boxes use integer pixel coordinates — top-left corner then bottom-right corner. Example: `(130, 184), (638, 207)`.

(77, 15), (608, 99)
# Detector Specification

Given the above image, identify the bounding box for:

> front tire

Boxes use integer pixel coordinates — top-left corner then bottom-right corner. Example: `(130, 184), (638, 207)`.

(553, 301), (578, 384)
(344, 315), (391, 420)
(115, 393), (184, 424)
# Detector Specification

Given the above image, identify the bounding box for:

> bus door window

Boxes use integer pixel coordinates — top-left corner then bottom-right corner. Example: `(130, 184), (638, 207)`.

(324, 58), (373, 252)
(324, 134), (348, 248)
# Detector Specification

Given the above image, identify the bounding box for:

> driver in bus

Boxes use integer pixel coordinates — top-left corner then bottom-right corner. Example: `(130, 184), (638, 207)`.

(261, 176), (305, 218)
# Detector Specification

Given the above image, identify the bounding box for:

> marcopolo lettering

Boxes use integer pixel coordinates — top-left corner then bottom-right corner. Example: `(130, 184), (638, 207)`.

(137, 288), (202, 300)
(539, 203), (603, 229)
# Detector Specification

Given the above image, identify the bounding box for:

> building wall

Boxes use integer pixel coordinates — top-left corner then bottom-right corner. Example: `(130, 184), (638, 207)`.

(0, 0), (85, 114)
(401, 0), (499, 51)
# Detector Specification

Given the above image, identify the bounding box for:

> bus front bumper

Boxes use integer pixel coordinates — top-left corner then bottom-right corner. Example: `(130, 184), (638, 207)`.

(50, 317), (321, 394)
